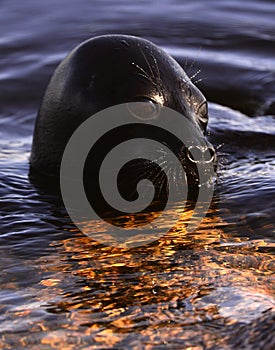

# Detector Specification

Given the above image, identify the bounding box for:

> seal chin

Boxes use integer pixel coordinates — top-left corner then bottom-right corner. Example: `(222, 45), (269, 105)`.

(30, 34), (214, 186)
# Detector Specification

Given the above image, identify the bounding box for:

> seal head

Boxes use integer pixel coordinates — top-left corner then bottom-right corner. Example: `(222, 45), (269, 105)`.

(30, 34), (213, 178)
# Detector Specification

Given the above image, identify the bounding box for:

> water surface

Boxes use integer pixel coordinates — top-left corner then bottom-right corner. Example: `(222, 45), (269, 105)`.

(0, 0), (274, 349)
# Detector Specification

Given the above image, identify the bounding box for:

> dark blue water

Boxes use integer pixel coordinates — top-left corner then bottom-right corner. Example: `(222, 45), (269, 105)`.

(0, 0), (274, 348)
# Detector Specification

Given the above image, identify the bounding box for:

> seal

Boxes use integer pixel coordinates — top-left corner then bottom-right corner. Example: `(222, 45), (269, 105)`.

(30, 34), (214, 180)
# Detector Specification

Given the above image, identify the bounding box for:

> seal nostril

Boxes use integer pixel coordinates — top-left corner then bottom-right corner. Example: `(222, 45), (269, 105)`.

(187, 146), (203, 163)
(207, 147), (216, 163)
(187, 145), (216, 164)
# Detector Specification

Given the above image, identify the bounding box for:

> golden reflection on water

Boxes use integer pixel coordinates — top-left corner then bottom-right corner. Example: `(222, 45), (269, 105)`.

(1, 203), (274, 349)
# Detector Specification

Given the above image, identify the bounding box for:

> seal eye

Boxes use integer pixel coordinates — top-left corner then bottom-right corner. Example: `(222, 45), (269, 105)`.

(198, 101), (208, 119)
(197, 101), (208, 131)
(127, 99), (161, 120)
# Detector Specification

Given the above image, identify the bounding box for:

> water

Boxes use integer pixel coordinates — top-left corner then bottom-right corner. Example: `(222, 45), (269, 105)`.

(0, 0), (274, 348)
